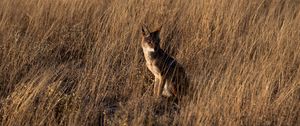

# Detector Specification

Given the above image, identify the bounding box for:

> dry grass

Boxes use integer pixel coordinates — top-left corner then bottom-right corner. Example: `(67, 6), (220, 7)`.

(0, 0), (299, 125)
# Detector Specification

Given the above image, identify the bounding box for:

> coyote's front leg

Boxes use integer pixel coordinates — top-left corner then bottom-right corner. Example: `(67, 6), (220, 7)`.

(154, 76), (165, 97)
(153, 77), (160, 97)
(155, 76), (166, 97)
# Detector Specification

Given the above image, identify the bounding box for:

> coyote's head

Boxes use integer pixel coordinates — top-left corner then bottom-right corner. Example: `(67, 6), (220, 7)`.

(141, 25), (162, 52)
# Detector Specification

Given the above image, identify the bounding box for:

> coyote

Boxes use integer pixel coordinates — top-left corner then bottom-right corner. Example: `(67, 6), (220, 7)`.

(141, 25), (189, 99)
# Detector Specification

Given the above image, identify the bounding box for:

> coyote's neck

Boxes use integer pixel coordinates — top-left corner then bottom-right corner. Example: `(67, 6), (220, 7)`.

(142, 46), (163, 77)
(142, 46), (162, 63)
(142, 47), (154, 63)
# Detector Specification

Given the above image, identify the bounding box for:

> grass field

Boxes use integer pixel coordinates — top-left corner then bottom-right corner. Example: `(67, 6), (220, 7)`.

(0, 0), (299, 125)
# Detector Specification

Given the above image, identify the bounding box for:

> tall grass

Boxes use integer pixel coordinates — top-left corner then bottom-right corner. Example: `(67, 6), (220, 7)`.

(0, 0), (299, 125)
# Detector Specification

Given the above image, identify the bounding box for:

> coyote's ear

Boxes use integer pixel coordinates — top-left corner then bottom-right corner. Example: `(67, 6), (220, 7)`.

(156, 25), (162, 32)
(153, 25), (162, 37)
(142, 25), (150, 36)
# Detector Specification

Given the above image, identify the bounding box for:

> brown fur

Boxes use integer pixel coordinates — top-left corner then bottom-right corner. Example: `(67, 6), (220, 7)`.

(141, 25), (189, 99)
